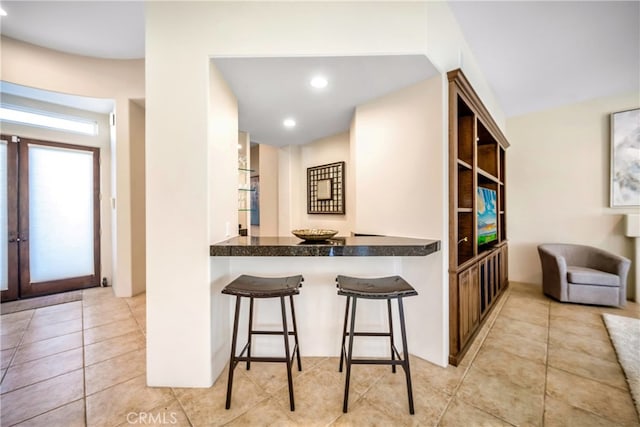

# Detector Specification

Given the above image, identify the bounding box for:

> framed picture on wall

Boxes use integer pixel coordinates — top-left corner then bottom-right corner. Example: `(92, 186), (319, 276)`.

(610, 108), (640, 207)
(307, 161), (345, 214)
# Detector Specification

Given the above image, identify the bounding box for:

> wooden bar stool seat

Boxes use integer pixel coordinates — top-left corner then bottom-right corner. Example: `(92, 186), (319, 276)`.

(222, 274), (303, 411)
(336, 274), (418, 414)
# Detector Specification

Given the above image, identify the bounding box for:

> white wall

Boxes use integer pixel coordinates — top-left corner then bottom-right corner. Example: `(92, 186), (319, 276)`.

(354, 77), (445, 239)
(208, 63), (239, 381)
(292, 131), (353, 235)
(146, 1), (502, 386)
(353, 75), (447, 363)
(129, 100), (146, 295)
(277, 145), (302, 236)
(425, 1), (505, 130)
(507, 91), (639, 298)
(1, 36), (145, 297)
(0, 94), (114, 285)
(258, 144), (279, 235)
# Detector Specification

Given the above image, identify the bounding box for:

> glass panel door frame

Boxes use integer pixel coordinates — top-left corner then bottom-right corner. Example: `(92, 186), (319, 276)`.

(1, 135), (101, 300)
(1, 137), (19, 301)
(19, 137), (101, 297)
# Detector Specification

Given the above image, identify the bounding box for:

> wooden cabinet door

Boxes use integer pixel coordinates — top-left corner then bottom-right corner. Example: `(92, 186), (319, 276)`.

(458, 264), (480, 348)
(500, 244), (509, 288)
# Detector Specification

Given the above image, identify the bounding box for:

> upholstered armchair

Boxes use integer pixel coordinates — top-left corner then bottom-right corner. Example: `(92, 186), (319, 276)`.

(538, 243), (630, 307)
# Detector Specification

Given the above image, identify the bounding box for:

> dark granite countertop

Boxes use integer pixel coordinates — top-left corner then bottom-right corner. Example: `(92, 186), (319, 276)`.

(210, 236), (441, 257)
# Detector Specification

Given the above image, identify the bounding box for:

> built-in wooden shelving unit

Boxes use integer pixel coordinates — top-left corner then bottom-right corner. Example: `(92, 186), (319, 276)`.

(448, 69), (510, 366)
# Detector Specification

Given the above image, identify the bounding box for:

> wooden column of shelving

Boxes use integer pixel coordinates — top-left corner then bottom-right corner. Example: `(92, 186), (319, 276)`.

(448, 69), (510, 366)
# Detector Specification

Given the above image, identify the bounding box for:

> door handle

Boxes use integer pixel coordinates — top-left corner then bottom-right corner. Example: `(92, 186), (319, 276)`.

(9, 237), (18, 243)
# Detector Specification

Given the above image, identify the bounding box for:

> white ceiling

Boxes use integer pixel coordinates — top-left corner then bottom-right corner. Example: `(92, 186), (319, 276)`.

(1, 81), (115, 114)
(1, 1), (638, 143)
(212, 55), (439, 146)
(0, 1), (144, 59)
(449, 1), (640, 118)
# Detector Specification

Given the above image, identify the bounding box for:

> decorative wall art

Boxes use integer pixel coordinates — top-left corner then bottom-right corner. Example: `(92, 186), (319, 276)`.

(610, 108), (640, 207)
(307, 161), (345, 214)
(250, 175), (260, 225)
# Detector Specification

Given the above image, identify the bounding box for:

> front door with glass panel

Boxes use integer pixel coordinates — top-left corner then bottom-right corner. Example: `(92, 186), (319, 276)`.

(1, 135), (100, 301)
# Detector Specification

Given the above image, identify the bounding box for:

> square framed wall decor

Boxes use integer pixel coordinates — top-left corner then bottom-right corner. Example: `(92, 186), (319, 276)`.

(307, 161), (345, 214)
(610, 108), (640, 207)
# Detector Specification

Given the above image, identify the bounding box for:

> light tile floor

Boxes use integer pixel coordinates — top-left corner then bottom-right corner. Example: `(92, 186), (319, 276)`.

(1, 282), (639, 426)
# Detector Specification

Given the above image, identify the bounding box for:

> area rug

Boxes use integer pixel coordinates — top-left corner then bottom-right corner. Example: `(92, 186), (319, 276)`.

(603, 313), (640, 418)
(0, 290), (83, 315)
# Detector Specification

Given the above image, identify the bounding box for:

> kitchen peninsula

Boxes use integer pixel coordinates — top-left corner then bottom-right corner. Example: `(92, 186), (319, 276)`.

(211, 235), (443, 364)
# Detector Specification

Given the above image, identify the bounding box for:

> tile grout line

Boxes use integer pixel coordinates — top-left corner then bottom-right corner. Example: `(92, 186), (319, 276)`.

(322, 357), (392, 427)
(541, 298), (551, 427)
(82, 290), (88, 427)
(435, 287), (515, 427)
(0, 364), (85, 396)
(80, 296), (147, 399)
(5, 332), (84, 368)
(1, 302), (85, 420)
(1, 309), (36, 384)
(544, 302), (638, 425)
(1, 291), (149, 426)
(169, 387), (195, 427)
(8, 286), (636, 426)
(5, 398), (86, 427)
(125, 297), (147, 339)
(466, 291), (551, 426)
(231, 357), (330, 424)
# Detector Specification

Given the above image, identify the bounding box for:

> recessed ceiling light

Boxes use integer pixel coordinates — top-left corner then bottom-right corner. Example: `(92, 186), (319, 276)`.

(0, 7), (7, 16)
(310, 76), (328, 89)
(283, 118), (296, 128)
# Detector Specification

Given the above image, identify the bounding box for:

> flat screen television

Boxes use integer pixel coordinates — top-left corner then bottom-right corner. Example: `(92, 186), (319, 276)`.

(477, 186), (498, 245)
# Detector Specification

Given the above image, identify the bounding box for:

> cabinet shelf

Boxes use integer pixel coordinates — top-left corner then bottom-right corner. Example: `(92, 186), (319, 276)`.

(457, 159), (472, 170)
(238, 168), (254, 173)
(238, 188), (255, 192)
(238, 209), (255, 212)
(477, 168), (499, 183)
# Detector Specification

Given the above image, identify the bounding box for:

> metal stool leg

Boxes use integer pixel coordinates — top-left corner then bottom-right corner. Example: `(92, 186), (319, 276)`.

(289, 295), (302, 371)
(225, 296), (242, 409)
(343, 296), (358, 413)
(339, 296), (351, 372)
(247, 297), (254, 370)
(397, 297), (415, 415)
(280, 296), (295, 411)
(387, 298), (396, 374)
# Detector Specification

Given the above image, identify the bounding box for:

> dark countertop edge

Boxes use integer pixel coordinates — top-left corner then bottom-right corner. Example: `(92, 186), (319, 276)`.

(210, 238), (441, 257)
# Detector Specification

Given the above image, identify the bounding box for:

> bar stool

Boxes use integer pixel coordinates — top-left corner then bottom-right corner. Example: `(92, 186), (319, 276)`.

(336, 274), (418, 414)
(222, 274), (304, 411)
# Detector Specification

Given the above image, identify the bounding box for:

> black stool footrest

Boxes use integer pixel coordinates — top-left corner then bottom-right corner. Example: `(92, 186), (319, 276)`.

(232, 344), (299, 365)
(350, 358), (406, 366)
(252, 330), (297, 336)
(235, 356), (289, 363)
(346, 331), (391, 337)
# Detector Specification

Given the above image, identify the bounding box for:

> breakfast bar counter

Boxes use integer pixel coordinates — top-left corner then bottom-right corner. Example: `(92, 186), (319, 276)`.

(210, 235), (441, 257)
(209, 234), (447, 371)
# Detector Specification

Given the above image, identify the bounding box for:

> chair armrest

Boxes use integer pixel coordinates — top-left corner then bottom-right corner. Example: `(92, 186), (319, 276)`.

(589, 247), (631, 277)
(589, 247), (631, 306)
(538, 245), (568, 301)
